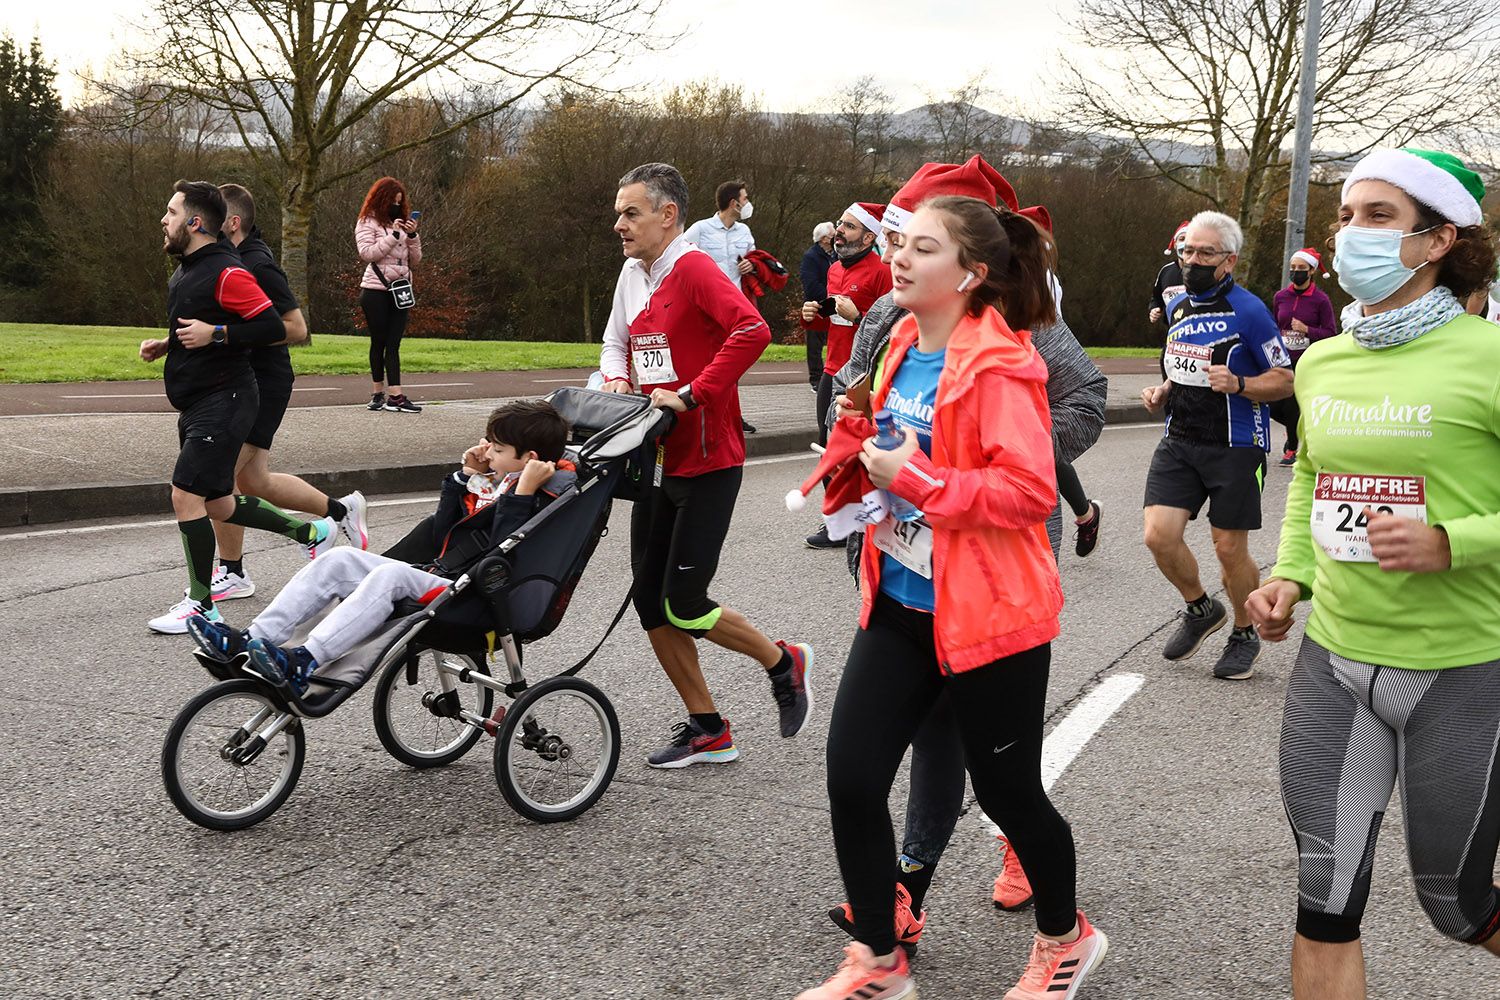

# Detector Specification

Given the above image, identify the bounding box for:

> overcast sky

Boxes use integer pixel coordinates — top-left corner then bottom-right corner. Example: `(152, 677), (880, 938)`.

(2, 1), (1077, 112)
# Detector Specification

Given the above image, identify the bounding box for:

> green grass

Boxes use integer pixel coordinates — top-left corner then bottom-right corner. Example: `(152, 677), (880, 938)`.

(0, 323), (1157, 384)
(0, 324), (807, 383)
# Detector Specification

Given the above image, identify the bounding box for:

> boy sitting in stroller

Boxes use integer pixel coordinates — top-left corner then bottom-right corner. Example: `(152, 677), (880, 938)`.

(188, 399), (575, 694)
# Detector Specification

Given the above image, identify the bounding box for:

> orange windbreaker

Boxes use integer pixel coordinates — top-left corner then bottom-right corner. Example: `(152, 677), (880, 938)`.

(858, 307), (1063, 673)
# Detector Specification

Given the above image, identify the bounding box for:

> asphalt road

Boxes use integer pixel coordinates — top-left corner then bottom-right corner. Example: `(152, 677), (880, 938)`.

(3, 426), (1491, 999)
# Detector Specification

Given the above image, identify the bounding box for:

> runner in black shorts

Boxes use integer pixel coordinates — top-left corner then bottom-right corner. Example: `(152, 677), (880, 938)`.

(598, 163), (812, 768)
(208, 185), (369, 602)
(142, 180), (343, 635)
(1141, 210), (1292, 681)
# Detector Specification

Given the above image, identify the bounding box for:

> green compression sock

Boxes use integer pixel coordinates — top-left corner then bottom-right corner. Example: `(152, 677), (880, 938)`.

(225, 495), (316, 543)
(178, 516), (217, 608)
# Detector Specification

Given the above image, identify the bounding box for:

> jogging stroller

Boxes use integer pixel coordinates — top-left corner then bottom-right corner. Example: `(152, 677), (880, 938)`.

(161, 387), (671, 831)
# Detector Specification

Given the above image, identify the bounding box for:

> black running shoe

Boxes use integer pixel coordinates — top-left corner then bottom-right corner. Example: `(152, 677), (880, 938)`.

(1162, 598), (1228, 661)
(367, 391), (386, 411)
(384, 394), (422, 413)
(1074, 501), (1102, 557)
(769, 641), (814, 738)
(742, 418), (757, 434)
(1213, 630), (1261, 680)
(805, 525), (842, 549)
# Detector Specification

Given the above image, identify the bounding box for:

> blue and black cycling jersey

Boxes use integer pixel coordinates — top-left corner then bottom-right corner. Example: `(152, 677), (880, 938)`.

(1162, 276), (1291, 450)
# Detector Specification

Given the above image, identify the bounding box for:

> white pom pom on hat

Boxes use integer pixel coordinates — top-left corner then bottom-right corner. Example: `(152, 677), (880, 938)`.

(784, 489), (807, 513)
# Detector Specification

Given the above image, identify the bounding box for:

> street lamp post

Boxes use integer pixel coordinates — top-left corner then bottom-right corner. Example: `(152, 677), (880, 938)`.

(1282, 0), (1324, 288)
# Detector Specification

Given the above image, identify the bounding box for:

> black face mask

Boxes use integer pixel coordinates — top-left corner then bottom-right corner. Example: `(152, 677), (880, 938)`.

(1290, 270), (1311, 287)
(1183, 263), (1222, 294)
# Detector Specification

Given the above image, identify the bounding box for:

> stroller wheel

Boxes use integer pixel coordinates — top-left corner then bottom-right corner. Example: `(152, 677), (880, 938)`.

(494, 676), (621, 823)
(373, 649), (493, 769)
(161, 679), (304, 831)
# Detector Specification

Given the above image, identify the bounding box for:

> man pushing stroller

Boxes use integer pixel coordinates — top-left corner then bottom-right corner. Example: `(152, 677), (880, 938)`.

(186, 399), (575, 694)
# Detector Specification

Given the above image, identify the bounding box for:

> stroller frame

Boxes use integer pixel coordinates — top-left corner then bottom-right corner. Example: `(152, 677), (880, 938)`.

(161, 389), (671, 831)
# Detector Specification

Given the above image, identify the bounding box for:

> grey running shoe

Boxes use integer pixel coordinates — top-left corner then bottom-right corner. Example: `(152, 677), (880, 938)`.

(367, 392), (386, 411)
(1162, 598), (1227, 661)
(1213, 630), (1261, 680)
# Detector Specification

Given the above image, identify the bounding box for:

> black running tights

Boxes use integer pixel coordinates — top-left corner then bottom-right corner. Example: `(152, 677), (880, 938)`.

(1055, 458), (1090, 518)
(826, 593), (1077, 954)
(360, 288), (410, 386)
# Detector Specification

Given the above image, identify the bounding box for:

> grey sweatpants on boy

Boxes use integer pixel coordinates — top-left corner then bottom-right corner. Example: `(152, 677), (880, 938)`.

(250, 548), (448, 665)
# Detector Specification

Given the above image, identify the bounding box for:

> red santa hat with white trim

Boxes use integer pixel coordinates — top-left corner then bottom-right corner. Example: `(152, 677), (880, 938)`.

(1165, 220), (1190, 255)
(784, 418), (888, 541)
(1289, 247), (1329, 277)
(881, 155), (1019, 233)
(845, 202), (887, 238)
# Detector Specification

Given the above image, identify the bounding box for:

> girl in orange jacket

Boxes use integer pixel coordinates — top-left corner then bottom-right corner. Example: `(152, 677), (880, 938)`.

(797, 196), (1107, 1000)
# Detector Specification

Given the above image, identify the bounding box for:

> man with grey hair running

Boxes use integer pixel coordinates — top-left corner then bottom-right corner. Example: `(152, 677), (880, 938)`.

(1141, 210), (1294, 680)
(599, 162), (814, 767)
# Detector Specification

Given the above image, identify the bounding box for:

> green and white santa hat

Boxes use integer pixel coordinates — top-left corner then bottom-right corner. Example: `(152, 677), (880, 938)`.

(1342, 148), (1485, 227)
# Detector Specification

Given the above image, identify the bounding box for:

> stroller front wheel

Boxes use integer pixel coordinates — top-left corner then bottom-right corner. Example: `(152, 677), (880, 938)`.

(494, 676), (621, 823)
(161, 679), (305, 831)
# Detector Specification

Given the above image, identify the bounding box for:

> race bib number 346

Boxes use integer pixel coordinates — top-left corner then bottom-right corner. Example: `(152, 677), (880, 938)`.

(1165, 340), (1212, 387)
(1310, 473), (1426, 563)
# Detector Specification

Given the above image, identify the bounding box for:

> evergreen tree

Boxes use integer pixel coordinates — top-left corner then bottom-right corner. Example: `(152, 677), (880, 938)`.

(0, 36), (62, 286)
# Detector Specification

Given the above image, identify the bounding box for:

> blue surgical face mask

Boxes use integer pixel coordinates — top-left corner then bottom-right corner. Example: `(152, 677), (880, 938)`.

(1333, 225), (1435, 305)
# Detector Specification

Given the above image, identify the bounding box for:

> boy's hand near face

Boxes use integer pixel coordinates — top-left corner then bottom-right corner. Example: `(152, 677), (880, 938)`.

(462, 440), (491, 476)
(515, 459), (556, 496)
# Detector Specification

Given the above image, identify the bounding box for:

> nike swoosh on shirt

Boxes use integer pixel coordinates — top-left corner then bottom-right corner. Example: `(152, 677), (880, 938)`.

(993, 740), (1017, 754)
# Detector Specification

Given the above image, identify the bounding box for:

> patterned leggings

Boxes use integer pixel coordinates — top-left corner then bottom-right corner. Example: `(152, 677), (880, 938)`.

(1281, 638), (1500, 943)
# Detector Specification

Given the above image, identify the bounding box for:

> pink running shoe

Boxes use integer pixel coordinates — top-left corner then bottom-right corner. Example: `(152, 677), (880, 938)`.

(993, 835), (1035, 911)
(827, 882), (927, 955)
(1004, 909), (1108, 1000)
(795, 943), (915, 1000)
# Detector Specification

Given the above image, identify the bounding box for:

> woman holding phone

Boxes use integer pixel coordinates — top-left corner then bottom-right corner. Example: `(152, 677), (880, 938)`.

(355, 177), (422, 413)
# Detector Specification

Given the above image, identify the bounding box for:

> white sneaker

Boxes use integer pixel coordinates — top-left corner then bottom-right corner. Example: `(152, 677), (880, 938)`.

(149, 597), (222, 635)
(300, 517), (338, 561)
(183, 566), (256, 601)
(336, 491), (369, 550)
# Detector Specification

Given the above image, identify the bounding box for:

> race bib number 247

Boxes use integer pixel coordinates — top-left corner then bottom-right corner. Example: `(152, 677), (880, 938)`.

(1310, 473), (1426, 563)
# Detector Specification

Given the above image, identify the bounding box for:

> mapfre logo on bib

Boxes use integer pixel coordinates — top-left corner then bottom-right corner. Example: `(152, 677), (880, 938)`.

(1306, 393), (1435, 439)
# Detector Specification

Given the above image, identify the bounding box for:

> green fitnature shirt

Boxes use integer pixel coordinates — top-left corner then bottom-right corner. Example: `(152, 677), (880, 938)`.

(1272, 314), (1500, 669)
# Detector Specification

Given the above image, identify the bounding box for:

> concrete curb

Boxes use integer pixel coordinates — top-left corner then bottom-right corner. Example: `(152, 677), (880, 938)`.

(0, 410), (1158, 529)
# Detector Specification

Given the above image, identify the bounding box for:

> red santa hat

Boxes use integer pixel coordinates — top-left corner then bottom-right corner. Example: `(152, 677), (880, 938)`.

(881, 155), (1019, 233)
(1019, 204), (1053, 234)
(1164, 220), (1190, 255)
(845, 202), (887, 239)
(1289, 247), (1328, 277)
(784, 417), (888, 540)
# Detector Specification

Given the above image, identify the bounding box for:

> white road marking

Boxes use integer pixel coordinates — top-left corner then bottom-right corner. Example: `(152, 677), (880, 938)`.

(977, 672), (1146, 837)
(57, 392), (166, 399)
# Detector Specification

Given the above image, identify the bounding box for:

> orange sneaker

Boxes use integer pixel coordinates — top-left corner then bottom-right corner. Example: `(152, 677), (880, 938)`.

(1003, 909), (1108, 1000)
(992, 835), (1034, 911)
(827, 882), (927, 955)
(794, 942), (915, 1000)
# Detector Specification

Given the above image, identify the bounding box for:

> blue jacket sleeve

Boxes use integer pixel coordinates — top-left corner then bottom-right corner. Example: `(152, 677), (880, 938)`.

(801, 248), (829, 301)
(432, 471), (473, 539)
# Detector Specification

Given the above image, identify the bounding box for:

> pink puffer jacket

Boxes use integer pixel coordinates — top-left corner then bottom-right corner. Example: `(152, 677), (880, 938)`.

(355, 215), (422, 290)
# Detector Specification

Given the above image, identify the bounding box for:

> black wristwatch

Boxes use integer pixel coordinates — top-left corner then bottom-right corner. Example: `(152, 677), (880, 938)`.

(677, 385), (700, 410)
(1235, 374), (1245, 395)
(211, 325), (228, 346)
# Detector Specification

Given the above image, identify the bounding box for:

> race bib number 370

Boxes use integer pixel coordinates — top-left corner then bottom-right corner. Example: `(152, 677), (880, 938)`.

(630, 332), (677, 386)
(1310, 473), (1426, 563)
(1165, 340), (1212, 387)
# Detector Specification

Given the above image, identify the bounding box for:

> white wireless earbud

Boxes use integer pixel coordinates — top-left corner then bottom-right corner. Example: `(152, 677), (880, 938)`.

(957, 271), (976, 292)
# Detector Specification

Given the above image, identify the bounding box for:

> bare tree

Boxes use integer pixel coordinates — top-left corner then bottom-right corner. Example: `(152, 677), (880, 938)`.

(1060, 0), (1500, 276)
(108, 0), (663, 317)
(826, 75), (894, 179)
(921, 74), (1014, 164)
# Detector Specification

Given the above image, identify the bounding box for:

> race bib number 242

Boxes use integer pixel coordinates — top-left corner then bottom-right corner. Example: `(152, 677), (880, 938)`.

(1310, 473), (1426, 563)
